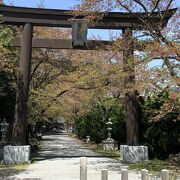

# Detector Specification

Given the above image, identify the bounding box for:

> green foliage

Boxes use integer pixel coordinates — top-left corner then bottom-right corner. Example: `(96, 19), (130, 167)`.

(75, 98), (126, 144)
(0, 26), (14, 47)
(75, 107), (107, 143)
(75, 90), (179, 160)
(110, 103), (126, 145)
(140, 91), (180, 159)
(0, 25), (18, 140)
(145, 119), (180, 159)
(0, 71), (16, 122)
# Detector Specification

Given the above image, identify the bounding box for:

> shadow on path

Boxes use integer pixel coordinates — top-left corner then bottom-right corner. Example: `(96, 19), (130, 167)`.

(33, 131), (111, 162)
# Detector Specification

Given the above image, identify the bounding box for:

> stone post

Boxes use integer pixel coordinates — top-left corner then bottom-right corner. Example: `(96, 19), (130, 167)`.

(121, 169), (128, 180)
(80, 157), (87, 180)
(161, 169), (169, 180)
(141, 169), (148, 180)
(101, 169), (108, 180)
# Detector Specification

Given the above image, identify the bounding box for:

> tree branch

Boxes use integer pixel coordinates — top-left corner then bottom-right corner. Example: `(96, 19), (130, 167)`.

(151, 0), (161, 13)
(40, 89), (69, 115)
(116, 0), (132, 13)
(132, 0), (148, 12)
(30, 60), (45, 81)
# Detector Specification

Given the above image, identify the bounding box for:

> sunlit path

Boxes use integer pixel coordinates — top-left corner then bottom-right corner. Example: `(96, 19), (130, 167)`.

(8, 131), (140, 180)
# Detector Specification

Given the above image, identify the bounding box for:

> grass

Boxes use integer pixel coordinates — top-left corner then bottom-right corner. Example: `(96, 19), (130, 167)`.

(93, 149), (120, 159)
(0, 162), (29, 170)
(80, 140), (120, 160)
(0, 162), (29, 178)
(129, 159), (180, 179)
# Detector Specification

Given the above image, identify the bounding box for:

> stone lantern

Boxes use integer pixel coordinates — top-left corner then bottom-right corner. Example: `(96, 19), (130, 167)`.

(0, 118), (9, 143)
(102, 118), (115, 151)
(106, 118), (112, 139)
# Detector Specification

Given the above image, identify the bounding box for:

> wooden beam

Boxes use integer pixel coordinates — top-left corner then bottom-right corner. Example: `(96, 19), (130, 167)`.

(0, 5), (177, 29)
(13, 37), (113, 50)
(13, 37), (151, 51)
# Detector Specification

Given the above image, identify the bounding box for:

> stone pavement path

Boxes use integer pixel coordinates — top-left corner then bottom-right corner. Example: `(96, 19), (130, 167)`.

(8, 131), (141, 180)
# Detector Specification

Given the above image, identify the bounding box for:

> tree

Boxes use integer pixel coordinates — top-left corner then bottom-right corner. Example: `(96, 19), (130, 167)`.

(140, 91), (180, 159)
(0, 25), (18, 141)
(72, 0), (179, 145)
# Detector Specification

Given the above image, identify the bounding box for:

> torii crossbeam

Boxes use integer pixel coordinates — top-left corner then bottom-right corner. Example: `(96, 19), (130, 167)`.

(0, 5), (176, 29)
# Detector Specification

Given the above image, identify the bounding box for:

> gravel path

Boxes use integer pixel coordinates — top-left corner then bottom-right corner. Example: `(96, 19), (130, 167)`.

(8, 131), (141, 180)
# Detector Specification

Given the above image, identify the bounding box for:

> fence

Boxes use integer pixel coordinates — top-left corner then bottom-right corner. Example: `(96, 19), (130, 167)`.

(80, 157), (171, 180)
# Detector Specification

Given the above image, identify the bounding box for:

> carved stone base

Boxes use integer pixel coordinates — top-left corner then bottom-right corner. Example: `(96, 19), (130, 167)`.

(120, 145), (148, 163)
(102, 138), (115, 151)
(3, 145), (31, 164)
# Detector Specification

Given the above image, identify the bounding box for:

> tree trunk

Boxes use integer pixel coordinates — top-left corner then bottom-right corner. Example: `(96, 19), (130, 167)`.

(122, 28), (139, 146)
(12, 23), (33, 145)
(124, 91), (139, 145)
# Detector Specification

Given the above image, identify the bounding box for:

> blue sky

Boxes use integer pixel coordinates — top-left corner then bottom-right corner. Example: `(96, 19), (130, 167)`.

(3, 0), (180, 9)
(4, 0), (80, 9)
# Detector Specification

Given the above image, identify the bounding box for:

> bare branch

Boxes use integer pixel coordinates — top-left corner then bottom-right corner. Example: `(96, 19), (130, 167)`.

(30, 60), (44, 81)
(116, 0), (132, 13)
(163, 0), (174, 17)
(151, 0), (161, 13)
(166, 0), (173, 11)
(132, 0), (148, 12)
(163, 57), (179, 82)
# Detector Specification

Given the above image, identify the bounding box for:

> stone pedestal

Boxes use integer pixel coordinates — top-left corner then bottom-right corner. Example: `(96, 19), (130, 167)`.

(102, 138), (115, 151)
(120, 145), (148, 163)
(3, 145), (31, 164)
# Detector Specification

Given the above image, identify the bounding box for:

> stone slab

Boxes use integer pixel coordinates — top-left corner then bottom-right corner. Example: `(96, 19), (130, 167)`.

(120, 145), (148, 163)
(3, 145), (31, 164)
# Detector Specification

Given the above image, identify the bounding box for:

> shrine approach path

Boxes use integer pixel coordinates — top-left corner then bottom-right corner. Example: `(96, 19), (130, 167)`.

(8, 131), (141, 180)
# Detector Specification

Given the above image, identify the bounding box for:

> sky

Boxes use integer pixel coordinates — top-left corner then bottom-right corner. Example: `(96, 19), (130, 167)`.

(3, 0), (180, 9)
(4, 0), (81, 9)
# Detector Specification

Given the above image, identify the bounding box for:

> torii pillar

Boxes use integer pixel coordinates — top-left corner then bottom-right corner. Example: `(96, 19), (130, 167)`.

(12, 23), (33, 145)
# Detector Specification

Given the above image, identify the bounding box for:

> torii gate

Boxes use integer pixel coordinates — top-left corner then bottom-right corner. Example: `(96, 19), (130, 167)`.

(0, 4), (176, 145)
